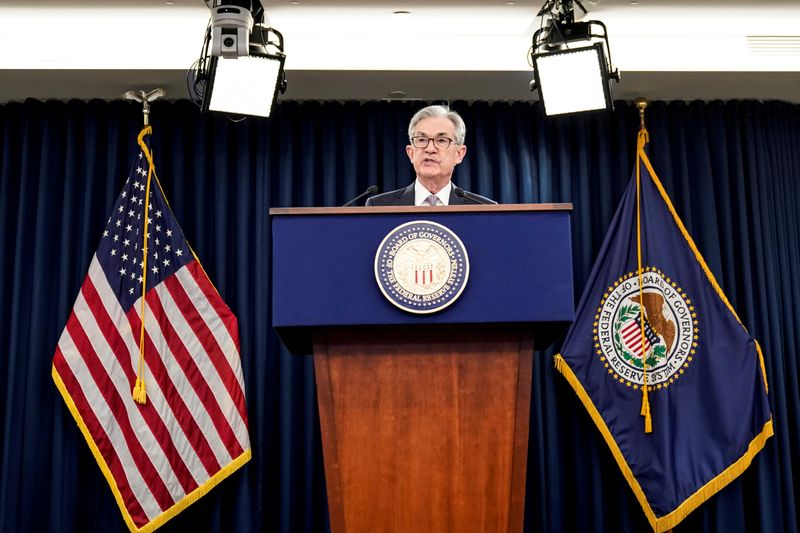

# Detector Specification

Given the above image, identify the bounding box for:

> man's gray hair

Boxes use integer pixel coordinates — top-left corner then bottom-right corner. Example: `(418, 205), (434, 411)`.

(408, 105), (466, 145)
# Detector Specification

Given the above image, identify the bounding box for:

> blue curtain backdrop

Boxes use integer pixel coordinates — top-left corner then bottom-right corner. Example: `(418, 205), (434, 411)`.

(0, 98), (798, 532)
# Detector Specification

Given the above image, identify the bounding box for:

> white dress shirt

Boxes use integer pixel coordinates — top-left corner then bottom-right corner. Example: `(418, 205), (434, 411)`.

(414, 180), (452, 206)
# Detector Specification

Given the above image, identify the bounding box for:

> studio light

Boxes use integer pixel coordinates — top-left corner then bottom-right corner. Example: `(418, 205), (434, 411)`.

(189, 1), (287, 119)
(530, 0), (619, 116)
(203, 25), (286, 118)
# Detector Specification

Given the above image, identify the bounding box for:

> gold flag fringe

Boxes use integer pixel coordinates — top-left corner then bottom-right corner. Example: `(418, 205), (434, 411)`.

(553, 354), (773, 532)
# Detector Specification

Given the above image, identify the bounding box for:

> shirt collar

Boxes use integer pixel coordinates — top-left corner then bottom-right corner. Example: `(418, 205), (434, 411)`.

(414, 180), (452, 206)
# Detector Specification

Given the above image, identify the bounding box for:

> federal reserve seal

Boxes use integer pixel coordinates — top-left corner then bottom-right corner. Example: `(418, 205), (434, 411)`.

(374, 220), (469, 314)
(595, 267), (700, 390)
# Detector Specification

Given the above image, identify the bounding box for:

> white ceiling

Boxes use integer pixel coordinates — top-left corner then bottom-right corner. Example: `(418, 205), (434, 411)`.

(0, 0), (798, 103)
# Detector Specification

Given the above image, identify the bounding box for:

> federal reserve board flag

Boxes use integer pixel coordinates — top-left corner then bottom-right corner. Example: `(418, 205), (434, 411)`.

(554, 129), (773, 532)
(52, 126), (251, 532)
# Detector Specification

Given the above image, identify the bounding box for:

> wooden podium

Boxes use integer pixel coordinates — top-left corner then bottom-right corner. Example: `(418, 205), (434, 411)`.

(271, 204), (573, 533)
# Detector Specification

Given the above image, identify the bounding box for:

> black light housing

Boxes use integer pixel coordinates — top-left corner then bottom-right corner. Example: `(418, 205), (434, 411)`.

(530, 1), (620, 116)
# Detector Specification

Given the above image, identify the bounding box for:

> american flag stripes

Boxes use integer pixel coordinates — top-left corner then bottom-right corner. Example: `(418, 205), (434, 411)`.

(620, 312), (660, 359)
(52, 127), (250, 532)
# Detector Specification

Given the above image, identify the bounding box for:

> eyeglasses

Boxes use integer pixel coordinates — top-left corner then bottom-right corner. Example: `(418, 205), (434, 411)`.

(410, 136), (457, 149)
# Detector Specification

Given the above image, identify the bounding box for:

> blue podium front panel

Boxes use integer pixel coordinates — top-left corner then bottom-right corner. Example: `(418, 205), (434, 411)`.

(271, 206), (574, 353)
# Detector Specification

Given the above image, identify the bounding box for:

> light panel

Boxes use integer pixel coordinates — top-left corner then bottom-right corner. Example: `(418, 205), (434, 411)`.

(205, 54), (284, 118)
(533, 44), (612, 116)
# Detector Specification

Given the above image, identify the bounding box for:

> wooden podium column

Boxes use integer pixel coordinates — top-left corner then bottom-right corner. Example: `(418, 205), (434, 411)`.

(314, 327), (533, 533)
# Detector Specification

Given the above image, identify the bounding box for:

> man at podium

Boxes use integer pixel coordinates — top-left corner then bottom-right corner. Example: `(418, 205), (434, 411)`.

(366, 105), (496, 206)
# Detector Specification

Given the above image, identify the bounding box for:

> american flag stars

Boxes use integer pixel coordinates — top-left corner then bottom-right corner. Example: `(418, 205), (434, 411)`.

(95, 153), (191, 311)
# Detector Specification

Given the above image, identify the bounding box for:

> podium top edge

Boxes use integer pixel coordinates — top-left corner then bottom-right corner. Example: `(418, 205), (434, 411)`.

(269, 203), (573, 216)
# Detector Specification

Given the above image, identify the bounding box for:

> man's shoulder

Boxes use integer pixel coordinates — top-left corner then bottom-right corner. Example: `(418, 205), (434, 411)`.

(449, 185), (498, 205)
(365, 184), (414, 206)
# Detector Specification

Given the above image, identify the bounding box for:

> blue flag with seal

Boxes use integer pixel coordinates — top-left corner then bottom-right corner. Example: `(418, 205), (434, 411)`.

(554, 128), (773, 532)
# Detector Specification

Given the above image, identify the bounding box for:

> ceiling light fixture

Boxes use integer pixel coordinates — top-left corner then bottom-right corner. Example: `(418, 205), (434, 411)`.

(189, 1), (287, 118)
(529, 0), (620, 116)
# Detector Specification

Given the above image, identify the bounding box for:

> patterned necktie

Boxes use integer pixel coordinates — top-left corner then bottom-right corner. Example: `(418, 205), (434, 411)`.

(424, 194), (439, 206)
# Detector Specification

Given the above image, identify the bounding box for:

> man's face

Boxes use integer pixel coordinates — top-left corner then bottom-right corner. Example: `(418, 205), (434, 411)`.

(406, 116), (467, 185)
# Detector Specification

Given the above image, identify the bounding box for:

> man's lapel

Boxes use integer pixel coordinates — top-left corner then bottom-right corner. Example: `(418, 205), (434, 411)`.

(449, 184), (467, 205)
(399, 183), (416, 205)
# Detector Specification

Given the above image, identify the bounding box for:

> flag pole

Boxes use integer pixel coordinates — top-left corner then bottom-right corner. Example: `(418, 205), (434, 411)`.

(635, 98), (653, 433)
(636, 98), (648, 132)
(123, 88), (166, 404)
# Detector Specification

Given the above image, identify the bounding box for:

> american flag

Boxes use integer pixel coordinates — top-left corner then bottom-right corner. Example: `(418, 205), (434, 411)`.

(621, 311), (661, 359)
(51, 129), (250, 532)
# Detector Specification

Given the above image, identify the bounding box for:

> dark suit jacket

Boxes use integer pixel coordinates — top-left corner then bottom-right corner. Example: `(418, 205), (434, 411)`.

(365, 183), (496, 206)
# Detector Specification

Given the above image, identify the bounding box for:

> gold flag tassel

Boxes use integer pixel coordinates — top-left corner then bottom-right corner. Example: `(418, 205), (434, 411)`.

(132, 125), (157, 404)
(636, 99), (653, 433)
